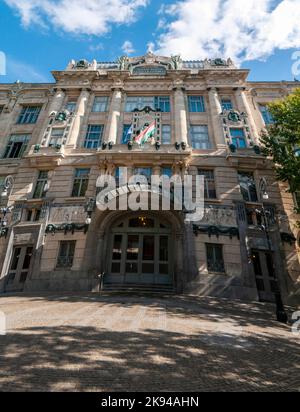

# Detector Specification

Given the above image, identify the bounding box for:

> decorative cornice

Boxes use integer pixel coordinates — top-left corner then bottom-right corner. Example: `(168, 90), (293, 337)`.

(193, 225), (240, 239)
(46, 223), (89, 235)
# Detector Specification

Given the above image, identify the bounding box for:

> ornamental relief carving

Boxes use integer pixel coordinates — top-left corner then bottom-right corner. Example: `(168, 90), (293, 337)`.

(200, 206), (237, 227)
(50, 206), (87, 224)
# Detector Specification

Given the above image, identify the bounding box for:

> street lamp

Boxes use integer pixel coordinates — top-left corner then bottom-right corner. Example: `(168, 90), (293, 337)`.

(0, 207), (12, 238)
(1, 175), (14, 198)
(257, 177), (288, 324)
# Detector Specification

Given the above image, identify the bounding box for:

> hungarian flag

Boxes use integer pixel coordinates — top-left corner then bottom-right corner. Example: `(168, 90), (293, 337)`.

(135, 122), (156, 145)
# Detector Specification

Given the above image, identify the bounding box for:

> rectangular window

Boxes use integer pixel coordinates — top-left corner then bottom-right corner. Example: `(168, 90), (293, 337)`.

(0, 176), (5, 189)
(161, 167), (172, 178)
(3, 134), (30, 159)
(206, 244), (225, 273)
(161, 125), (171, 144)
(65, 101), (76, 113)
(122, 124), (131, 144)
(49, 128), (64, 147)
(33, 171), (49, 199)
(259, 105), (274, 125)
(198, 170), (217, 199)
(72, 169), (90, 197)
(17, 106), (41, 124)
(238, 172), (258, 202)
(230, 128), (247, 149)
(84, 125), (103, 149)
(92, 96), (109, 112)
(155, 96), (170, 112)
(188, 96), (205, 113)
(190, 125), (210, 149)
(57, 241), (76, 268)
(221, 99), (233, 111)
(133, 167), (152, 184)
(125, 96), (170, 112)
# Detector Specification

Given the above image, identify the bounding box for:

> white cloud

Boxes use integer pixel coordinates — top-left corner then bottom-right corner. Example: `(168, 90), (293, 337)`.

(5, 0), (149, 35)
(121, 40), (135, 54)
(156, 0), (300, 63)
(89, 43), (104, 52)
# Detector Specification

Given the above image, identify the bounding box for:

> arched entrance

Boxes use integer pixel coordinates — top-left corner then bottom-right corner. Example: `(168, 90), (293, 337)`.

(105, 214), (174, 286)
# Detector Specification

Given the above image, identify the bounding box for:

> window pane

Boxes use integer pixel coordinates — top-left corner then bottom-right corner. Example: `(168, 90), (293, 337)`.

(143, 236), (155, 261)
(92, 97), (108, 112)
(162, 125), (171, 144)
(198, 169), (216, 199)
(112, 235), (123, 260)
(18, 106), (41, 124)
(221, 99), (233, 111)
(127, 235), (139, 260)
(84, 125), (103, 149)
(122, 125), (131, 144)
(206, 244), (225, 273)
(260, 105), (274, 125)
(3, 135), (30, 159)
(190, 125), (210, 149)
(160, 236), (169, 261)
(57, 241), (76, 268)
(238, 172), (258, 202)
(188, 96), (205, 112)
(230, 128), (246, 149)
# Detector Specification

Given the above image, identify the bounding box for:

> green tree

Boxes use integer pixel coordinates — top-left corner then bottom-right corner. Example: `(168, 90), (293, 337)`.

(260, 88), (300, 209)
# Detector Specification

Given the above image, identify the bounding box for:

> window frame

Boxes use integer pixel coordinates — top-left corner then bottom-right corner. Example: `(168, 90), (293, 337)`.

(198, 169), (217, 199)
(125, 96), (170, 112)
(238, 171), (258, 203)
(230, 128), (247, 149)
(190, 125), (211, 150)
(48, 128), (64, 148)
(56, 240), (76, 269)
(92, 96), (109, 113)
(259, 104), (274, 125)
(3, 134), (31, 159)
(33, 171), (49, 199)
(206, 243), (225, 274)
(161, 125), (171, 145)
(188, 96), (206, 113)
(71, 168), (90, 198)
(84, 124), (104, 149)
(17, 105), (41, 124)
(221, 98), (233, 111)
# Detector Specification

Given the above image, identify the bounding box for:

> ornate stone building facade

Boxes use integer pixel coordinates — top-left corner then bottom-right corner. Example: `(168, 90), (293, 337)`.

(0, 53), (299, 304)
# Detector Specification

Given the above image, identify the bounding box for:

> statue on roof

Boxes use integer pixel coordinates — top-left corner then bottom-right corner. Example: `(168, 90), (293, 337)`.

(171, 55), (183, 70)
(117, 55), (129, 70)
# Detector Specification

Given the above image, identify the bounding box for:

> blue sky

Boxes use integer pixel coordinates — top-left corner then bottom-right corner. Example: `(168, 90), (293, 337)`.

(1, 0), (300, 84)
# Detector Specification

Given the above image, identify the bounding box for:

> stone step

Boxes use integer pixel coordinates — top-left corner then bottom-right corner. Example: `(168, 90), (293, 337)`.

(102, 283), (176, 295)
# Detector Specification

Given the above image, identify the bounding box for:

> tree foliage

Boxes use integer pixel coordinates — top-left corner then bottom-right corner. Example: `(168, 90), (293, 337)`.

(260, 88), (300, 195)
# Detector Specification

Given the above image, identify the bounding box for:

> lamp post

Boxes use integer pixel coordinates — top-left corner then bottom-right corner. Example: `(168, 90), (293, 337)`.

(256, 178), (288, 324)
(0, 176), (14, 238)
(1, 175), (14, 199)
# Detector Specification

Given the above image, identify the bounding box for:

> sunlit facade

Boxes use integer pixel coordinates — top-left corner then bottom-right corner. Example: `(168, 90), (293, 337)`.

(0, 53), (299, 304)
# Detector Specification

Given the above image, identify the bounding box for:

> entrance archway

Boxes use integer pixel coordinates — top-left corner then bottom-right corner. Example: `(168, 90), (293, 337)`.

(105, 214), (173, 286)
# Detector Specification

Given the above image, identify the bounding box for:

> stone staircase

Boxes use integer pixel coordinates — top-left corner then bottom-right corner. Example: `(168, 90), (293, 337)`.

(102, 282), (176, 295)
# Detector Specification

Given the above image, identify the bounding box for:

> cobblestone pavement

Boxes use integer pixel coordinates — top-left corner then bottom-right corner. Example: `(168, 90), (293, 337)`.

(0, 294), (299, 392)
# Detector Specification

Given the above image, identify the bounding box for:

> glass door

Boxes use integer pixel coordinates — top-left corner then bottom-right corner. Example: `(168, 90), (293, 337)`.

(252, 250), (276, 302)
(6, 246), (33, 292)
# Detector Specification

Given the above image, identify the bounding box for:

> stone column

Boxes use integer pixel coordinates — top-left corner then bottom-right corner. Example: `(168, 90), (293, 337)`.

(235, 87), (259, 142)
(104, 88), (123, 145)
(173, 87), (188, 146)
(207, 87), (226, 148)
(67, 89), (90, 148)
